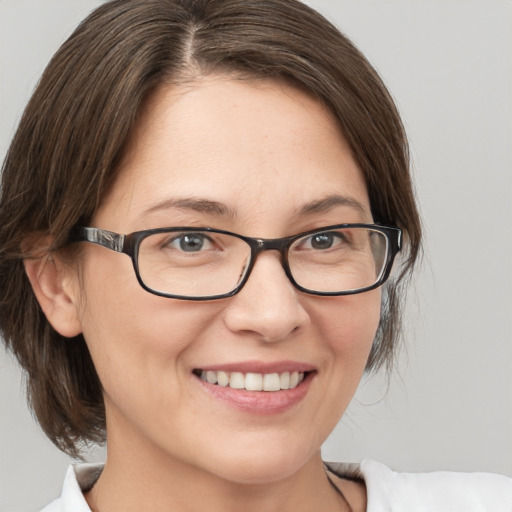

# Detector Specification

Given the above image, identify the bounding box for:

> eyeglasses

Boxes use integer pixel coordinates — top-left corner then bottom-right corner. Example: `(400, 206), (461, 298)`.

(70, 224), (401, 300)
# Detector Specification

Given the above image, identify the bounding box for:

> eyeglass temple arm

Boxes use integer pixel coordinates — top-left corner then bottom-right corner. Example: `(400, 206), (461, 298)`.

(392, 227), (402, 252)
(71, 227), (126, 253)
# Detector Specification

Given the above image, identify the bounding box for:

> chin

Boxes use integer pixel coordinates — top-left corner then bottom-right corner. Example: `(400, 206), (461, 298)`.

(201, 442), (318, 486)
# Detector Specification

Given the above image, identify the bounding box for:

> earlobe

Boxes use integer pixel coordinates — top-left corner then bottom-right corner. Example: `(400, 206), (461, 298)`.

(24, 254), (83, 338)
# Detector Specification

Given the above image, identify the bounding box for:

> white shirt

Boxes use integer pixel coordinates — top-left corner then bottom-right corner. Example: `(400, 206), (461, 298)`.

(40, 460), (512, 511)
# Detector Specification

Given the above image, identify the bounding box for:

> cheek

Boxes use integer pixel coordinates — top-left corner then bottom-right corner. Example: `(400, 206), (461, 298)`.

(299, 291), (382, 445)
(74, 252), (216, 393)
(310, 289), (381, 364)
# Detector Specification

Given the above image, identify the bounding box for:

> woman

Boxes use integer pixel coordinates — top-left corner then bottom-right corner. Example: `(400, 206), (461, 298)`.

(0, 0), (510, 510)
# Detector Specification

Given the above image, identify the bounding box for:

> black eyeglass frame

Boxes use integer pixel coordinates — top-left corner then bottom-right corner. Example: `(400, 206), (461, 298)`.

(70, 223), (402, 301)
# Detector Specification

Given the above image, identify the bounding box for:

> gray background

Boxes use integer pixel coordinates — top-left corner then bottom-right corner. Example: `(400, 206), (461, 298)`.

(1, 1), (511, 510)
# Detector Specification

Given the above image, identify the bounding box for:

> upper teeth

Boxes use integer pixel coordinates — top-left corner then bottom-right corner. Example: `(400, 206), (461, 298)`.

(199, 370), (305, 392)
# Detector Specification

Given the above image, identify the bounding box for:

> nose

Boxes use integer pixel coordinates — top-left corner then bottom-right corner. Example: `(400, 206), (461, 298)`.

(223, 252), (309, 342)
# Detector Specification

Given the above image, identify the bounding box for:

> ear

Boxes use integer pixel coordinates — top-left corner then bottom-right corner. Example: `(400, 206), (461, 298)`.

(24, 253), (83, 338)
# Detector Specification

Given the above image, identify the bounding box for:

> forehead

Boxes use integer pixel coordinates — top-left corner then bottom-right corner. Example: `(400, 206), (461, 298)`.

(95, 75), (371, 233)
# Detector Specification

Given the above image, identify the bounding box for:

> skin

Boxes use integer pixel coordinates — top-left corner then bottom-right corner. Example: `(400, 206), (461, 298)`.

(27, 75), (379, 511)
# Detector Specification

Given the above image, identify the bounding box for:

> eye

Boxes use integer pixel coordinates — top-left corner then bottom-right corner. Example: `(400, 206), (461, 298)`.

(310, 233), (335, 249)
(301, 231), (345, 250)
(168, 233), (214, 252)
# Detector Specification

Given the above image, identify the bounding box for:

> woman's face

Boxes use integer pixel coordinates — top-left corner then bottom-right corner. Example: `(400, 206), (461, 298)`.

(72, 76), (381, 483)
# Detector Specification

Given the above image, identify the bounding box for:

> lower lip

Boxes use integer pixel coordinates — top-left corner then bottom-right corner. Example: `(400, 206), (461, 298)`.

(194, 372), (315, 415)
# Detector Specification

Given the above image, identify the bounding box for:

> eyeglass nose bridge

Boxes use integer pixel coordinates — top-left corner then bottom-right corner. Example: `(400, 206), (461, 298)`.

(252, 236), (291, 252)
(247, 234), (297, 263)
(238, 236), (297, 293)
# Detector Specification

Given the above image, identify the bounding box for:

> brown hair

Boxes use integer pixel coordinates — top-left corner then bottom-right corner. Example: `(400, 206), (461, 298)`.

(0, 0), (421, 457)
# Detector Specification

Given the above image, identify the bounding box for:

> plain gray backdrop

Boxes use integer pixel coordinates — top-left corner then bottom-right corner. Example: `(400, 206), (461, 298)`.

(1, 1), (511, 511)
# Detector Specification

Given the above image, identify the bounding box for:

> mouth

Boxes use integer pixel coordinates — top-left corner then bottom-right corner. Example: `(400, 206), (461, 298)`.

(192, 362), (316, 413)
(193, 369), (311, 392)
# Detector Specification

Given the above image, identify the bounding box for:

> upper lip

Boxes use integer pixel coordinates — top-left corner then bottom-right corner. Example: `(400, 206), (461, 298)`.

(194, 360), (316, 374)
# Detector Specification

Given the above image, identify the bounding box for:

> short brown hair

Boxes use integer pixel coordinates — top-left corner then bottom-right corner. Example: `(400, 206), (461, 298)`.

(0, 0), (421, 457)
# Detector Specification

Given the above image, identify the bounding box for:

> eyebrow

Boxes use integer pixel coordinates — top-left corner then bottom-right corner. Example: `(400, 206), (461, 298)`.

(139, 193), (368, 221)
(139, 197), (237, 219)
(297, 194), (369, 217)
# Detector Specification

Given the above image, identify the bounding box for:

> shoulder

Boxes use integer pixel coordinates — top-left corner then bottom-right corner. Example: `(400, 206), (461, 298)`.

(326, 459), (512, 512)
(39, 463), (103, 512)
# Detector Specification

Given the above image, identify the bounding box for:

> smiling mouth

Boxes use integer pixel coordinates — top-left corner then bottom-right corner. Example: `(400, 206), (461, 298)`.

(193, 370), (311, 392)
